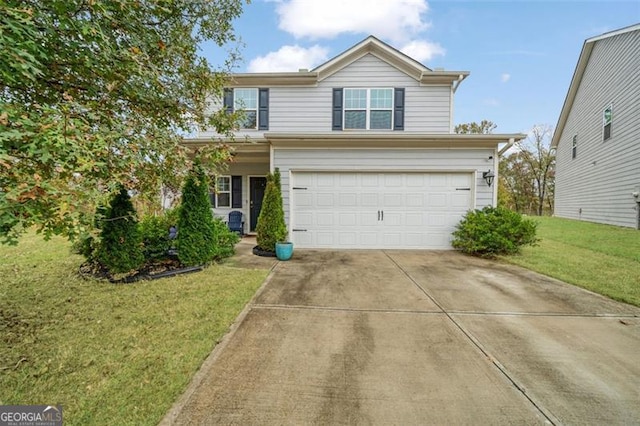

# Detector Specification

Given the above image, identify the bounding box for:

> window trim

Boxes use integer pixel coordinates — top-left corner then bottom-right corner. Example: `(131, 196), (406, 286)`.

(343, 88), (394, 130)
(215, 175), (231, 208)
(234, 88), (258, 130)
(603, 104), (612, 141)
(571, 134), (577, 159)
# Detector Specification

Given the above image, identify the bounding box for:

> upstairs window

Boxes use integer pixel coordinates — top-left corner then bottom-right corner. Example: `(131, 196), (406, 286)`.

(603, 104), (612, 141)
(572, 134), (577, 159)
(223, 88), (269, 130)
(343, 88), (394, 130)
(234, 89), (258, 129)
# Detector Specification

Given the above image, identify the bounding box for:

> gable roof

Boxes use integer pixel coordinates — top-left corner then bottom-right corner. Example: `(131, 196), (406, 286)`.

(551, 23), (640, 148)
(227, 35), (469, 88)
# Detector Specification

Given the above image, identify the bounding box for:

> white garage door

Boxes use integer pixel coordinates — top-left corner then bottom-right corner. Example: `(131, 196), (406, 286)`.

(291, 172), (473, 249)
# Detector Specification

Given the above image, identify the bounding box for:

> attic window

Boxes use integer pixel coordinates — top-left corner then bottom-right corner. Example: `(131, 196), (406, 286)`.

(572, 135), (577, 159)
(603, 104), (612, 141)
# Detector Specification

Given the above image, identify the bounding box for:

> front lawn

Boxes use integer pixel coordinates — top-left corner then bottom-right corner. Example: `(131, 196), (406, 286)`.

(0, 232), (267, 425)
(504, 216), (640, 307)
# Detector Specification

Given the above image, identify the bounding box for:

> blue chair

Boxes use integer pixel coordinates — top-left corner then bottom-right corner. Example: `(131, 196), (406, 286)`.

(228, 211), (244, 235)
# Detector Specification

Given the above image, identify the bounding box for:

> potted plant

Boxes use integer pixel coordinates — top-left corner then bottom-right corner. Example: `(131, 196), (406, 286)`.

(255, 168), (293, 260)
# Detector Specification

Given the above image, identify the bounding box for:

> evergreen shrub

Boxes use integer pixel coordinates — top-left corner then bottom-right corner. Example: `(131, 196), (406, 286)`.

(452, 206), (538, 257)
(255, 168), (287, 252)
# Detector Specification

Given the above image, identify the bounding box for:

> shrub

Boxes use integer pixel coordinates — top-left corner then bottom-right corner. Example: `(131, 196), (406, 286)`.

(255, 168), (287, 252)
(212, 217), (240, 259)
(452, 206), (538, 257)
(95, 186), (145, 273)
(139, 214), (173, 261)
(176, 161), (217, 266)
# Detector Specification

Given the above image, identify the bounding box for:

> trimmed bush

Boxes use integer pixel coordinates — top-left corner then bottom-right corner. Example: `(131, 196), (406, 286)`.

(212, 217), (240, 259)
(139, 215), (172, 261)
(176, 162), (217, 266)
(452, 206), (538, 257)
(255, 168), (287, 252)
(95, 186), (144, 273)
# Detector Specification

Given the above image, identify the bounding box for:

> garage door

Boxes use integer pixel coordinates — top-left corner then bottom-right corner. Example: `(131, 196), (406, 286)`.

(291, 172), (473, 249)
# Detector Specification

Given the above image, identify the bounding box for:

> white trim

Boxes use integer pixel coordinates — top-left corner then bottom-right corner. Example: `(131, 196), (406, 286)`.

(215, 175), (232, 208)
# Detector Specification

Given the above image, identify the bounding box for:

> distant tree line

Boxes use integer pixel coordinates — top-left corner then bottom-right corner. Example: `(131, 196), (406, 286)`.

(455, 121), (556, 216)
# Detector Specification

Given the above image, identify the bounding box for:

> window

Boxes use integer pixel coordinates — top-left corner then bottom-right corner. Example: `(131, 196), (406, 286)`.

(603, 104), (612, 141)
(344, 88), (393, 130)
(215, 176), (231, 208)
(223, 88), (269, 130)
(234, 89), (258, 129)
(572, 134), (577, 159)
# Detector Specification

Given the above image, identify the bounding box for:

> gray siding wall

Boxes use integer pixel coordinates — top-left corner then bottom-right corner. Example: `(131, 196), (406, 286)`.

(198, 53), (452, 138)
(273, 148), (495, 227)
(555, 30), (640, 228)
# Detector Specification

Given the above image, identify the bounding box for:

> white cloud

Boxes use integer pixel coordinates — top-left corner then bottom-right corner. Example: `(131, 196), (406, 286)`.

(400, 39), (445, 62)
(275, 0), (430, 43)
(248, 44), (330, 72)
(501, 73), (511, 83)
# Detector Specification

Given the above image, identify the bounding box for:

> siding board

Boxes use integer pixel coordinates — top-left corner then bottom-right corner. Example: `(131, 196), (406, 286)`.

(555, 29), (640, 228)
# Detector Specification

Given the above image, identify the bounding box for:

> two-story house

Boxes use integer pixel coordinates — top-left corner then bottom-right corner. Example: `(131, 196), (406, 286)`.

(552, 24), (640, 229)
(184, 36), (525, 249)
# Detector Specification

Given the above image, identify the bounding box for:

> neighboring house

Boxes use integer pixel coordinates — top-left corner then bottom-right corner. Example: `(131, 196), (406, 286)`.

(184, 36), (525, 249)
(552, 24), (640, 229)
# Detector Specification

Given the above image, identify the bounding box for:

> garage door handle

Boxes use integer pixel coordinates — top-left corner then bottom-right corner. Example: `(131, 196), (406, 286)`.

(456, 187), (471, 191)
(292, 229), (307, 232)
(381, 210), (384, 220)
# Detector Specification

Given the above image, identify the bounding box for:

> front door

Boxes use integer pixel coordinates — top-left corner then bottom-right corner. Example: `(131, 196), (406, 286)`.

(249, 177), (267, 232)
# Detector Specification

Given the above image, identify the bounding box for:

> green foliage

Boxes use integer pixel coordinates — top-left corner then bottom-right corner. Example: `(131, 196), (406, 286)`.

(176, 162), (217, 266)
(95, 186), (144, 273)
(212, 217), (240, 259)
(256, 169), (287, 252)
(139, 214), (174, 262)
(452, 206), (538, 258)
(454, 120), (497, 134)
(0, 1), (245, 244)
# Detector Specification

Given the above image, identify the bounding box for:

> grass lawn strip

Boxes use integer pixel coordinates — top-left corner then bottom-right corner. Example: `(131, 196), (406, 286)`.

(0, 233), (267, 425)
(504, 217), (640, 307)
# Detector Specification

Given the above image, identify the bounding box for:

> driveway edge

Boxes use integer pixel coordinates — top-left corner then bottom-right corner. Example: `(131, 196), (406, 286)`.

(158, 262), (280, 426)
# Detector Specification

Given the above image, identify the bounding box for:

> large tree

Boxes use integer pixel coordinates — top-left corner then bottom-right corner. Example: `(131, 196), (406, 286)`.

(500, 125), (555, 215)
(0, 1), (245, 244)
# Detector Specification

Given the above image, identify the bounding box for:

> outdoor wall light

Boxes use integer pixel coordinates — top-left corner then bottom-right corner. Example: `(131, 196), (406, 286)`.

(482, 170), (495, 187)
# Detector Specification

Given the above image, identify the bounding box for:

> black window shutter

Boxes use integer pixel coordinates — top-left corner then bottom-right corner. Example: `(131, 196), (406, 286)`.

(394, 88), (405, 131)
(332, 88), (343, 131)
(231, 176), (242, 208)
(223, 88), (234, 114)
(209, 191), (216, 208)
(258, 88), (269, 130)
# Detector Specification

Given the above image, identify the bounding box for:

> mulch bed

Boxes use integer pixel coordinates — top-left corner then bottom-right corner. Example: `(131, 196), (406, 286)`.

(79, 258), (203, 284)
(252, 245), (277, 257)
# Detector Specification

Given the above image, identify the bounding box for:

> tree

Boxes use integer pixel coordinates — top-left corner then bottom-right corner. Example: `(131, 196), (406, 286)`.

(95, 186), (144, 274)
(454, 120), (497, 134)
(0, 1), (245, 244)
(501, 125), (555, 215)
(256, 169), (287, 253)
(176, 160), (217, 266)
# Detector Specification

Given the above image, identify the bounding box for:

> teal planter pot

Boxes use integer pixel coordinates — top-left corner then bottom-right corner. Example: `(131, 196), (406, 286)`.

(275, 242), (293, 261)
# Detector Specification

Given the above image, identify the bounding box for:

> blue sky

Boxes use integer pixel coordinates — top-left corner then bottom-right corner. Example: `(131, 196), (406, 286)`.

(201, 1), (640, 134)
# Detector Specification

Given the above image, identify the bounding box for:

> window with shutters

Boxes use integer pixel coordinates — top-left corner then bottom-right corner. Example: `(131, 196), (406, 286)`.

(344, 88), (393, 130)
(224, 88), (269, 130)
(215, 176), (231, 208)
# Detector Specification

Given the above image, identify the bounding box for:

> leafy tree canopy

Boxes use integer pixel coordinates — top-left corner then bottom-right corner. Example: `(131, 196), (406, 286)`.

(454, 120), (497, 134)
(0, 0), (246, 244)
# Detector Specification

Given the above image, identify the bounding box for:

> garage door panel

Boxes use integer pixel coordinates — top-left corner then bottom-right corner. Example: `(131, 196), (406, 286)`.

(291, 172), (473, 249)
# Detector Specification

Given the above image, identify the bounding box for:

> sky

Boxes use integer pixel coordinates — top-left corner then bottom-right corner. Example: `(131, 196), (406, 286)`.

(200, 0), (640, 135)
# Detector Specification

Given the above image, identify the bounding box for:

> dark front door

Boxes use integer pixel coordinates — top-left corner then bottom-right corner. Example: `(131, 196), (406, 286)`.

(249, 177), (267, 232)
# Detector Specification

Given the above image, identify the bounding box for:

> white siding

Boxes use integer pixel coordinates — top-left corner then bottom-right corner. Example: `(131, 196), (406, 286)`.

(273, 148), (495, 231)
(198, 53), (452, 138)
(555, 29), (640, 228)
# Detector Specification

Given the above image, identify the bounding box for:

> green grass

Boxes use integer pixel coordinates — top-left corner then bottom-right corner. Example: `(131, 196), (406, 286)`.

(504, 216), (640, 306)
(0, 233), (268, 425)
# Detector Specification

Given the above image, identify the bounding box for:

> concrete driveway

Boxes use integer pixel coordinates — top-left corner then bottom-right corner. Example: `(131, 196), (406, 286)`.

(163, 249), (640, 425)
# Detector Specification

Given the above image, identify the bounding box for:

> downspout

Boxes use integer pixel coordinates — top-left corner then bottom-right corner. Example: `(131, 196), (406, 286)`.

(450, 75), (465, 133)
(452, 74), (465, 93)
(498, 137), (516, 156)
